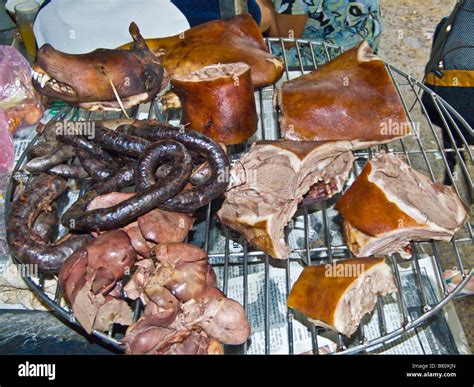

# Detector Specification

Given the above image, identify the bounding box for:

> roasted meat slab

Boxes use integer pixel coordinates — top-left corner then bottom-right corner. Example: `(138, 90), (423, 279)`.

(288, 258), (397, 337)
(335, 153), (469, 257)
(171, 63), (258, 144)
(276, 41), (411, 149)
(121, 14), (284, 89)
(217, 141), (354, 259)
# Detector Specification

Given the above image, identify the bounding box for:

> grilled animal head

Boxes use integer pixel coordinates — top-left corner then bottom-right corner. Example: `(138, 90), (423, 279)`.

(32, 22), (164, 110)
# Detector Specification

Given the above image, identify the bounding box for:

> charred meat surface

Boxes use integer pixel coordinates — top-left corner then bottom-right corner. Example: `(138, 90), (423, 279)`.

(335, 153), (469, 257)
(276, 41), (411, 149)
(217, 140), (354, 259)
(288, 258), (397, 337)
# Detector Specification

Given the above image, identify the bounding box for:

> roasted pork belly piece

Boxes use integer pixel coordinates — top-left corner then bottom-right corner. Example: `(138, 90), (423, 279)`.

(276, 41), (411, 149)
(335, 153), (469, 257)
(217, 140), (354, 259)
(288, 258), (397, 337)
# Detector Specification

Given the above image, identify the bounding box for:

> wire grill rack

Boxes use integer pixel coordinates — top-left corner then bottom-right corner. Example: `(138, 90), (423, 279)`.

(5, 38), (473, 354)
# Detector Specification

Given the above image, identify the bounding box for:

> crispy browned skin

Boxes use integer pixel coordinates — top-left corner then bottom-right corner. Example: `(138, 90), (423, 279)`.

(288, 258), (385, 324)
(171, 63), (258, 144)
(278, 42), (410, 146)
(334, 163), (421, 236)
(120, 14), (284, 89)
(33, 23), (164, 106)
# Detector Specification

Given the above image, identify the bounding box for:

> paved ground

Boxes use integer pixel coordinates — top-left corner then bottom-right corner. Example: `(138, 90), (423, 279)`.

(379, 0), (473, 352)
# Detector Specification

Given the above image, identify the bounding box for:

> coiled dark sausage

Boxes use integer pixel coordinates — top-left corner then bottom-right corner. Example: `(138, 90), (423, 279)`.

(91, 124), (149, 157)
(27, 141), (59, 160)
(48, 164), (89, 179)
(57, 133), (116, 165)
(61, 163), (136, 230)
(26, 145), (76, 173)
(61, 140), (193, 232)
(6, 174), (90, 273)
(128, 126), (229, 212)
(77, 150), (114, 180)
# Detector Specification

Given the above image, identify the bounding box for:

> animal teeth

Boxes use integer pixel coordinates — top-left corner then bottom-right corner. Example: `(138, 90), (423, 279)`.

(40, 74), (50, 88)
(32, 71), (38, 81)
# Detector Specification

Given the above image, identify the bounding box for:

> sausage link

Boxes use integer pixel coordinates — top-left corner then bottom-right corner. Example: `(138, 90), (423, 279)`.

(6, 174), (90, 273)
(129, 126), (229, 212)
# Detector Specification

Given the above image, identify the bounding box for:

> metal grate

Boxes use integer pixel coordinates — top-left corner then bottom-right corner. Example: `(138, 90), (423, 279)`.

(5, 38), (473, 354)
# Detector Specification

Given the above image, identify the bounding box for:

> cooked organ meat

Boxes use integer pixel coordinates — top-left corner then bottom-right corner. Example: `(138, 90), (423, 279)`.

(32, 23), (164, 111)
(123, 293), (249, 354)
(122, 244), (250, 353)
(123, 322), (209, 355)
(288, 258), (397, 337)
(181, 296), (251, 345)
(138, 208), (193, 245)
(171, 63), (258, 144)
(86, 192), (194, 255)
(93, 295), (134, 332)
(141, 243), (212, 303)
(120, 14), (284, 88)
(87, 192), (152, 257)
(335, 153), (469, 257)
(123, 259), (156, 301)
(143, 284), (180, 327)
(59, 230), (136, 333)
(217, 141), (354, 259)
(276, 41), (411, 149)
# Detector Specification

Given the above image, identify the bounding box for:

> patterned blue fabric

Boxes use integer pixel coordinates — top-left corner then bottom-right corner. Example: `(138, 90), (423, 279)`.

(272, 0), (382, 66)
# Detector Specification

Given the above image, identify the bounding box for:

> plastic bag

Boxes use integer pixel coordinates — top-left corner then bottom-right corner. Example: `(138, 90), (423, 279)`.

(0, 45), (43, 132)
(0, 111), (14, 175)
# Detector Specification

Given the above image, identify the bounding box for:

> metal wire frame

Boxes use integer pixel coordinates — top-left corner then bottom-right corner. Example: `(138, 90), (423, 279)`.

(4, 38), (473, 354)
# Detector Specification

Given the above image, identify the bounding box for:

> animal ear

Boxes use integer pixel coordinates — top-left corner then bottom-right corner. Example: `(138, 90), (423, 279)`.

(129, 22), (147, 50)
